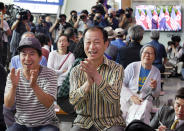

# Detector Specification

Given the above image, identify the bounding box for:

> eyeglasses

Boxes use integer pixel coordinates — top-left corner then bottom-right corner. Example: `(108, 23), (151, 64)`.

(142, 51), (154, 56)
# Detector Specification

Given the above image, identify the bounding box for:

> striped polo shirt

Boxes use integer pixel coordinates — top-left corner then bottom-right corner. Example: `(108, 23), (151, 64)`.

(69, 56), (126, 131)
(5, 66), (58, 127)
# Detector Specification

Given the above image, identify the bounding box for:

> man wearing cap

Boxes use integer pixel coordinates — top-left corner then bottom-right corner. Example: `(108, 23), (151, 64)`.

(110, 28), (126, 63)
(4, 37), (59, 131)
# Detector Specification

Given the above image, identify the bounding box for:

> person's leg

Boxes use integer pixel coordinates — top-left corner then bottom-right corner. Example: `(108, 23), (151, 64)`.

(106, 125), (125, 131)
(6, 122), (28, 131)
(35, 125), (59, 131)
(70, 125), (89, 131)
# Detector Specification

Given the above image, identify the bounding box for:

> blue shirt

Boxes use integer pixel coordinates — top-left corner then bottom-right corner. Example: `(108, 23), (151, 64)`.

(111, 39), (126, 63)
(10, 55), (47, 69)
(138, 66), (150, 92)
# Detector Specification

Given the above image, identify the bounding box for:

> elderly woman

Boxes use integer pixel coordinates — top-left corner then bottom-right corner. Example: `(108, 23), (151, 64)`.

(120, 44), (161, 124)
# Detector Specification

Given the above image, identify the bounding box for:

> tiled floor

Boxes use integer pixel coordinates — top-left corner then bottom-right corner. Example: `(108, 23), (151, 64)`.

(157, 77), (184, 107)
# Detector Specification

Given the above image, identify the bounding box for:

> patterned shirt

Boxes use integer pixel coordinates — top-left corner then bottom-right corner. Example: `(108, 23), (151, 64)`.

(69, 56), (125, 131)
(5, 66), (58, 127)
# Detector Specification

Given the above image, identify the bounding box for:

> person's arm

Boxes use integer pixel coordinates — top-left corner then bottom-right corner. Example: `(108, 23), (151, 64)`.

(2, 20), (11, 36)
(23, 21), (30, 31)
(49, 19), (59, 33)
(150, 70), (161, 98)
(30, 68), (56, 108)
(4, 68), (20, 108)
(119, 15), (126, 28)
(11, 20), (20, 30)
(73, 16), (80, 29)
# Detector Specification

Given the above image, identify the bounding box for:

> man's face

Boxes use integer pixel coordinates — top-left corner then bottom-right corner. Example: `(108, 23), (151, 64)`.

(84, 29), (108, 61)
(174, 98), (184, 120)
(20, 48), (41, 71)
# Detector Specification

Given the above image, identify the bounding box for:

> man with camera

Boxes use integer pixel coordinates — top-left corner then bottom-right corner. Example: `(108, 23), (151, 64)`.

(35, 15), (50, 39)
(10, 9), (31, 57)
(93, 10), (108, 28)
(74, 10), (93, 32)
(0, 2), (11, 67)
(106, 8), (119, 29)
(119, 7), (135, 30)
(68, 10), (78, 27)
(49, 14), (72, 49)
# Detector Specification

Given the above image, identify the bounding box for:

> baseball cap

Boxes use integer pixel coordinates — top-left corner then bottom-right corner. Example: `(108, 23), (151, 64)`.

(17, 37), (41, 51)
(115, 28), (125, 36)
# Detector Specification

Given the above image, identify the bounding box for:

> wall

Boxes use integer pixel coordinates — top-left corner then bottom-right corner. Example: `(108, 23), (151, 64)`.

(0, 0), (13, 4)
(63, 0), (96, 18)
(132, 0), (184, 47)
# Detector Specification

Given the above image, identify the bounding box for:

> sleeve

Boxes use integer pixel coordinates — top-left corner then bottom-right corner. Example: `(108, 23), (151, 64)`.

(43, 69), (58, 100)
(47, 52), (55, 69)
(98, 65), (123, 104)
(3, 21), (10, 32)
(69, 67), (87, 105)
(151, 70), (161, 98)
(122, 64), (135, 101)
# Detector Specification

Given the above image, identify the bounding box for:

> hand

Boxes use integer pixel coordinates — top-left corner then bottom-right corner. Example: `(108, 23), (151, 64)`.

(158, 125), (167, 131)
(150, 79), (157, 89)
(10, 68), (20, 88)
(80, 58), (97, 79)
(30, 69), (39, 88)
(130, 95), (143, 105)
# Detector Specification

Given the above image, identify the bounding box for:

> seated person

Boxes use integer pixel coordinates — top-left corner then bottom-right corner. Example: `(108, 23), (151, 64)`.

(4, 37), (59, 131)
(120, 44), (161, 124)
(150, 87), (184, 131)
(167, 36), (183, 76)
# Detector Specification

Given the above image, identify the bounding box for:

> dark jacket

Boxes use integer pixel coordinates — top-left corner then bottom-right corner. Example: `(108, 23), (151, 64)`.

(150, 105), (184, 131)
(118, 41), (142, 69)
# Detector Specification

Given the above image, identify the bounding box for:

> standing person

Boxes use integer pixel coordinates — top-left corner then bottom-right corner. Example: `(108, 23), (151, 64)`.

(0, 2), (11, 67)
(151, 87), (184, 131)
(4, 37), (59, 131)
(148, 30), (167, 73)
(47, 34), (75, 88)
(119, 25), (144, 69)
(10, 9), (30, 57)
(120, 44), (161, 124)
(69, 26), (125, 131)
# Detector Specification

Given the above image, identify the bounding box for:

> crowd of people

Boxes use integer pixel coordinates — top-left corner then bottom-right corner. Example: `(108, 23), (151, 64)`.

(0, 0), (184, 131)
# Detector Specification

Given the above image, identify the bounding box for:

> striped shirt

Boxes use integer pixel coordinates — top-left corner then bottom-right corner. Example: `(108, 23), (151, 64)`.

(5, 66), (58, 127)
(69, 56), (125, 131)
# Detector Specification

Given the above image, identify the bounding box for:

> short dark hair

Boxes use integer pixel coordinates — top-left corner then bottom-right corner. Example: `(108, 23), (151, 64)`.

(128, 25), (144, 42)
(81, 10), (89, 15)
(70, 10), (77, 15)
(59, 14), (67, 19)
(83, 26), (108, 43)
(35, 33), (49, 47)
(171, 35), (181, 43)
(175, 87), (184, 99)
(0, 2), (4, 10)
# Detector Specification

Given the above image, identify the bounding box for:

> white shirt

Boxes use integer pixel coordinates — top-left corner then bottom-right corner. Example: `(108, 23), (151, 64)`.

(0, 19), (10, 42)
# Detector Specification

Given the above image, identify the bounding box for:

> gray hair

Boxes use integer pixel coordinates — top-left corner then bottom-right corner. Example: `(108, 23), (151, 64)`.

(150, 30), (160, 40)
(21, 32), (35, 40)
(140, 44), (157, 58)
(128, 25), (144, 42)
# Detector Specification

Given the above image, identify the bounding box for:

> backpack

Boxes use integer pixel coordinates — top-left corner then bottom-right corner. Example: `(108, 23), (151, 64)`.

(125, 120), (155, 131)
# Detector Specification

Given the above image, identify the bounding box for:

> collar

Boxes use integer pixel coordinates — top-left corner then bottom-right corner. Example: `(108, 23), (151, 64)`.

(97, 56), (109, 70)
(175, 116), (184, 127)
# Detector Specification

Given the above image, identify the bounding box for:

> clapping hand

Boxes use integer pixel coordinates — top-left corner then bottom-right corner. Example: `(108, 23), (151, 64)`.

(30, 69), (39, 88)
(10, 68), (20, 88)
(130, 95), (143, 105)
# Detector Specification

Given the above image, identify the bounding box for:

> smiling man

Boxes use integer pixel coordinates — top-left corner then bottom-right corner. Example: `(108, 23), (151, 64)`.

(151, 87), (184, 131)
(69, 26), (125, 131)
(4, 37), (59, 131)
